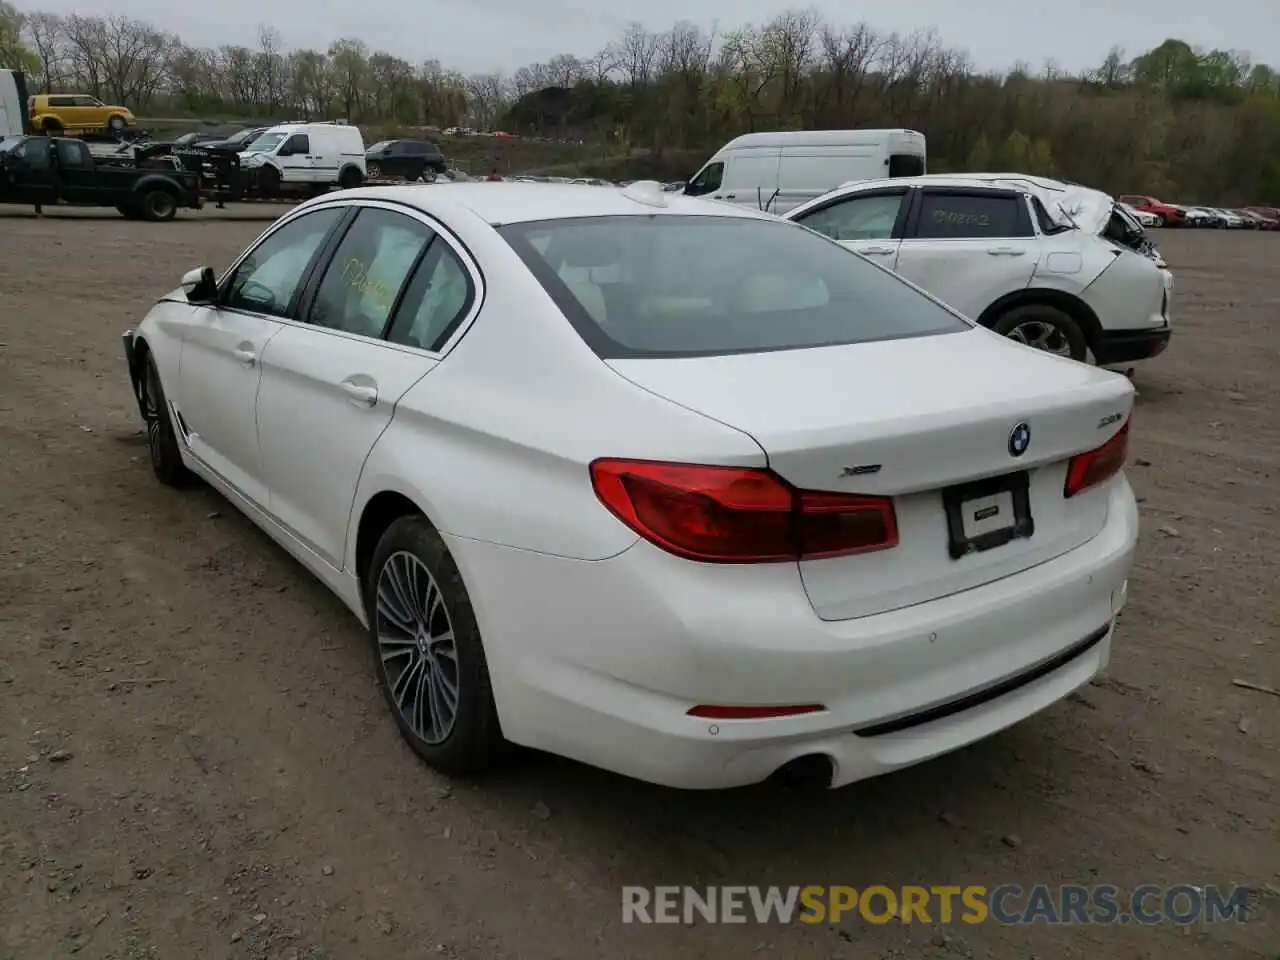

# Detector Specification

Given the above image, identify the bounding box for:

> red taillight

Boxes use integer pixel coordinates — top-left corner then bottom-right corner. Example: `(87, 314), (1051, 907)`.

(589, 459), (898, 563)
(687, 704), (825, 720)
(1064, 420), (1130, 498)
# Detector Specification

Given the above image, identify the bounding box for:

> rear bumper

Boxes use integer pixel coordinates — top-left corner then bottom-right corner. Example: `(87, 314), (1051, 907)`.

(1093, 325), (1171, 365)
(451, 477), (1139, 790)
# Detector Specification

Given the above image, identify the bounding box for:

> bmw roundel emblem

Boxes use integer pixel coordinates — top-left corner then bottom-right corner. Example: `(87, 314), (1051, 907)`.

(1008, 422), (1031, 457)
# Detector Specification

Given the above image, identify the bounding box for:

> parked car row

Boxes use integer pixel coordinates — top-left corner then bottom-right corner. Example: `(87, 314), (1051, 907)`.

(123, 177), (1142, 792)
(1119, 195), (1279, 229)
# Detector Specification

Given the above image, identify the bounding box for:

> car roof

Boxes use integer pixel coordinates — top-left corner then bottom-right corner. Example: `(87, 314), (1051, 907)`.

(311, 182), (779, 226)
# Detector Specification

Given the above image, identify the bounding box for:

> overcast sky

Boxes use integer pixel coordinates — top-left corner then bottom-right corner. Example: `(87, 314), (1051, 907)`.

(21, 0), (1279, 76)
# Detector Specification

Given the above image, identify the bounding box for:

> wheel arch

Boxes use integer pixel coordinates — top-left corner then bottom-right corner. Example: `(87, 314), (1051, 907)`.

(976, 287), (1103, 350)
(354, 490), (430, 589)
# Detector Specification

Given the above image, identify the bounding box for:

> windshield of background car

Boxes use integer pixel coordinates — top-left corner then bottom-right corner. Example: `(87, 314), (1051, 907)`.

(243, 133), (286, 153)
(499, 215), (969, 358)
(366, 141), (392, 152)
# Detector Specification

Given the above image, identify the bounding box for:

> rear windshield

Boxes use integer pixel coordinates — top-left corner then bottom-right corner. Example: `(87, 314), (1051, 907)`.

(498, 215), (968, 358)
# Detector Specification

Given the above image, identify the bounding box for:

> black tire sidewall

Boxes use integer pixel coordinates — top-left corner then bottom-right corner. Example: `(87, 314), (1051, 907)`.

(991, 304), (1088, 362)
(339, 166), (362, 189)
(364, 516), (501, 774)
(142, 190), (176, 221)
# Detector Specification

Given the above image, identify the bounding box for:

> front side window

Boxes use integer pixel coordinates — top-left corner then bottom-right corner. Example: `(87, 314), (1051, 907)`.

(308, 208), (434, 338)
(913, 192), (1029, 239)
(683, 162), (723, 196)
(74, 96), (103, 107)
(222, 207), (345, 316)
(243, 133), (286, 154)
(795, 192), (906, 242)
(500, 215), (968, 358)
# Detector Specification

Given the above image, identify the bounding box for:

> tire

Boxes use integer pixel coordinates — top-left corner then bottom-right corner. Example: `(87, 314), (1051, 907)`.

(364, 515), (502, 776)
(41, 118), (63, 135)
(139, 189), (177, 222)
(108, 115), (126, 132)
(991, 303), (1088, 363)
(259, 164), (282, 196)
(1156, 213), (1167, 227)
(367, 163), (382, 180)
(116, 203), (142, 220)
(141, 353), (193, 487)
(339, 165), (363, 190)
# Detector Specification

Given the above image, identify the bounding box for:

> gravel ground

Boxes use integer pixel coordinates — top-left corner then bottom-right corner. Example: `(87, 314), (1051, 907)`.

(0, 208), (1276, 960)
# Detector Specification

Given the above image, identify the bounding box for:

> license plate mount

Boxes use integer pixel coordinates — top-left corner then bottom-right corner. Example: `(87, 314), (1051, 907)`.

(942, 471), (1034, 560)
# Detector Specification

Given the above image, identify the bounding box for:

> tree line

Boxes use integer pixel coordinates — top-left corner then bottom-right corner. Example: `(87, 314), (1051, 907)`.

(3, 1), (1280, 202)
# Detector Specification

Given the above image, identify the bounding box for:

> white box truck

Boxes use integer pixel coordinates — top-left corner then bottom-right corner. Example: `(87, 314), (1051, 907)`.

(682, 129), (926, 214)
(1, 70), (33, 139)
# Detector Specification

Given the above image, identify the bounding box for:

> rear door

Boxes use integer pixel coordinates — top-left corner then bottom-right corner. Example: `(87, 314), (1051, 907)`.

(788, 187), (910, 266)
(254, 202), (473, 568)
(893, 187), (1039, 320)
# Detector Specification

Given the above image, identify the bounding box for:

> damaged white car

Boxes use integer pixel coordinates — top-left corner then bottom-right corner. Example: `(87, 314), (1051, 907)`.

(784, 173), (1172, 367)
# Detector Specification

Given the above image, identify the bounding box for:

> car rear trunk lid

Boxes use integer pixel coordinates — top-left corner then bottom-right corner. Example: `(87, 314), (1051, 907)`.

(607, 328), (1134, 619)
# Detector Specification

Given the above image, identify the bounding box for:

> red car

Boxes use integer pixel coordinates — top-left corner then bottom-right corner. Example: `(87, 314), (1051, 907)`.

(1118, 195), (1187, 227)
(1244, 207), (1280, 230)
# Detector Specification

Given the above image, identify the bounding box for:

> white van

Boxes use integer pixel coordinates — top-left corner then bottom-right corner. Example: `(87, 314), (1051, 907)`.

(683, 129), (926, 214)
(237, 121), (366, 192)
(0, 70), (32, 139)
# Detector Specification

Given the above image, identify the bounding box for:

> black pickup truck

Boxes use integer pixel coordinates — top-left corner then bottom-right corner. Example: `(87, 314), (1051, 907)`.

(0, 134), (201, 221)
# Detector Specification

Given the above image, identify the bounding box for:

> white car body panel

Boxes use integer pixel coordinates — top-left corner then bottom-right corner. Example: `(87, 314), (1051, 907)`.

(785, 173), (1171, 366)
(609, 330), (1132, 620)
(127, 182), (1140, 790)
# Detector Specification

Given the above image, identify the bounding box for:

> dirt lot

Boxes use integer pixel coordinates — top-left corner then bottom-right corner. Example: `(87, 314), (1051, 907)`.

(0, 208), (1276, 960)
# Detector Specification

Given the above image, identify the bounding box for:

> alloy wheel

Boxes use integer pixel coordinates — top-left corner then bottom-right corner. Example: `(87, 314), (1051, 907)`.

(1005, 319), (1074, 357)
(375, 551), (460, 745)
(143, 365), (164, 471)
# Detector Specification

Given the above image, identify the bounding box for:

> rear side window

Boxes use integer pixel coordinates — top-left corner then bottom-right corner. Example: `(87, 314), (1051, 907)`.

(913, 192), (1030, 239)
(500, 215), (968, 359)
(386, 242), (475, 351)
(1030, 196), (1070, 235)
(307, 208), (434, 338)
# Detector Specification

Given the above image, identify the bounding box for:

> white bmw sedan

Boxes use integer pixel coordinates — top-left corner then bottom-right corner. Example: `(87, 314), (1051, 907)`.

(122, 181), (1139, 790)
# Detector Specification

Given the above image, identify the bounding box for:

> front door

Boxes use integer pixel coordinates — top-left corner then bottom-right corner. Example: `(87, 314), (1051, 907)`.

(175, 205), (348, 506)
(788, 187), (910, 266)
(4, 137), (58, 205)
(893, 187), (1040, 320)
(255, 204), (455, 567)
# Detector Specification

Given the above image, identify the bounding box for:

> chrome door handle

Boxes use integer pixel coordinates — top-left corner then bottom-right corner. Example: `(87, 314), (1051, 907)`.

(723, 193), (737, 200)
(861, 246), (896, 255)
(232, 348), (256, 367)
(987, 247), (1026, 256)
(341, 382), (378, 407)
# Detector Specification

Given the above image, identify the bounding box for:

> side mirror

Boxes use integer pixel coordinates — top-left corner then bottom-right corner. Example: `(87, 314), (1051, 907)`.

(181, 266), (217, 304)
